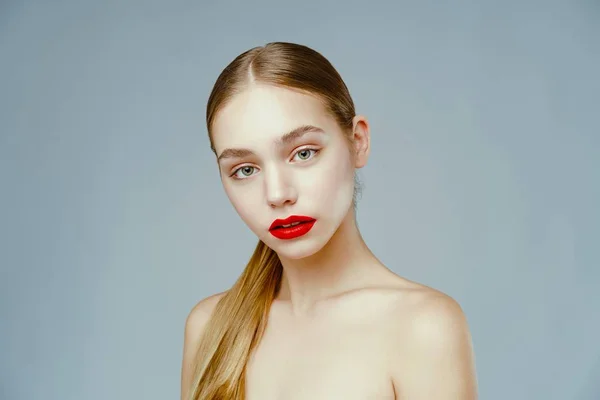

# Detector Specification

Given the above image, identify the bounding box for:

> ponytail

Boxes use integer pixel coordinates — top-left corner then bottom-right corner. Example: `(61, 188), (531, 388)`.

(187, 240), (282, 399)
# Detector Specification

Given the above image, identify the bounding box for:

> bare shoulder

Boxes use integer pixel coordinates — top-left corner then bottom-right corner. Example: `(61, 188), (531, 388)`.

(382, 278), (478, 399)
(331, 273), (467, 329)
(390, 279), (468, 332)
(185, 291), (228, 338)
(181, 291), (228, 399)
(381, 277), (472, 352)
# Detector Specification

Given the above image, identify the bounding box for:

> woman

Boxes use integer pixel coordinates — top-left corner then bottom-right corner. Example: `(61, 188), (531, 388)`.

(181, 42), (478, 400)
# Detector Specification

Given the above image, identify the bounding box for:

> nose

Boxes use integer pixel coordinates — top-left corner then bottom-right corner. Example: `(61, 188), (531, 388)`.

(264, 166), (297, 208)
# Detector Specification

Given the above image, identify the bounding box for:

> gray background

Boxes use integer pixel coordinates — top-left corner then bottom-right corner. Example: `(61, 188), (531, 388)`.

(1, 1), (598, 399)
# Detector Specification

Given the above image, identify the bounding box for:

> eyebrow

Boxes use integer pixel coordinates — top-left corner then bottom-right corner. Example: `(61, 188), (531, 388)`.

(217, 124), (325, 162)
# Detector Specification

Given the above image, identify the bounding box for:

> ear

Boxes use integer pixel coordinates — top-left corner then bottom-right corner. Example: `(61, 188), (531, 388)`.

(351, 115), (370, 169)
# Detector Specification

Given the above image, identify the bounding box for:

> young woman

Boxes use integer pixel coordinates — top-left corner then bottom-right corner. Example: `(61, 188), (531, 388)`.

(181, 42), (478, 400)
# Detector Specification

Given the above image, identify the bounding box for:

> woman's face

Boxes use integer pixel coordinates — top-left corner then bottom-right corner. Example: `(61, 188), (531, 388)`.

(211, 84), (363, 260)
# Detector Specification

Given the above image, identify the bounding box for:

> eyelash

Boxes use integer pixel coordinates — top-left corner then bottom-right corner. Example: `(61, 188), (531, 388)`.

(230, 147), (321, 180)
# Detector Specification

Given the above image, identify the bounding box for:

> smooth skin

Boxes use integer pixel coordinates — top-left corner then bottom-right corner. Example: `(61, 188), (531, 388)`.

(181, 84), (478, 399)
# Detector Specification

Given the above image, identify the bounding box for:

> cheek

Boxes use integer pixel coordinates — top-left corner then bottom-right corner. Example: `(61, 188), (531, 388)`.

(224, 184), (264, 227)
(306, 151), (355, 206)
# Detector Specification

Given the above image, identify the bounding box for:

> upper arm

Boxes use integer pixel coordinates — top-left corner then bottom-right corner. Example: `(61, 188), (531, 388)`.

(180, 292), (226, 400)
(390, 293), (478, 400)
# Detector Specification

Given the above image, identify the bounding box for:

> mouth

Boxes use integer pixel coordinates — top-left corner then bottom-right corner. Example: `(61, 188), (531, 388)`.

(269, 215), (317, 240)
(269, 215), (316, 231)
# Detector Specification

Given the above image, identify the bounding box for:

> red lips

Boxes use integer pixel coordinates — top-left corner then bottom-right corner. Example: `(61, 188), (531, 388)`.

(269, 215), (317, 240)
(269, 215), (315, 230)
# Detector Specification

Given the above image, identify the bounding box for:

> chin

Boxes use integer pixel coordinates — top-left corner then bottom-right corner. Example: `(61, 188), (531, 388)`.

(272, 240), (324, 260)
(263, 224), (338, 261)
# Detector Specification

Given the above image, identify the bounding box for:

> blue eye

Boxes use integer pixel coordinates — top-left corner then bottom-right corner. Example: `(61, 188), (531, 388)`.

(293, 148), (319, 161)
(230, 148), (319, 181)
(231, 165), (257, 179)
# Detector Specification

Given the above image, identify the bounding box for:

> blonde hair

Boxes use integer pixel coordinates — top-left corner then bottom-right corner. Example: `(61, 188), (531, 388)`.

(188, 42), (358, 400)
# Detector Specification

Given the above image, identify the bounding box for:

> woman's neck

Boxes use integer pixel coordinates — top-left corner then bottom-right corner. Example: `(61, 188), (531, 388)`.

(275, 211), (387, 317)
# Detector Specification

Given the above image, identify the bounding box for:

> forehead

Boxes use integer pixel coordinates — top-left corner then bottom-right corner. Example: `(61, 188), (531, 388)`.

(211, 84), (336, 152)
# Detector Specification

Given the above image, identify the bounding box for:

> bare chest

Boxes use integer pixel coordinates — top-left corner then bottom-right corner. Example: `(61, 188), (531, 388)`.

(244, 314), (395, 400)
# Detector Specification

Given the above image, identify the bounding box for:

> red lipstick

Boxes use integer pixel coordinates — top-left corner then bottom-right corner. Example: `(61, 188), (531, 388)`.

(269, 215), (316, 240)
